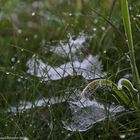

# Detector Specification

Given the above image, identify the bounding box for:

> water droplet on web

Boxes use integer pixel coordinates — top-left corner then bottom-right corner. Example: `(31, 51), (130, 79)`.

(67, 33), (72, 39)
(40, 79), (44, 83)
(65, 133), (71, 137)
(103, 50), (106, 54)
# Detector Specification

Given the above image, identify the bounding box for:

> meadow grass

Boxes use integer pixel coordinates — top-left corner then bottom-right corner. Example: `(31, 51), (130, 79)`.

(0, 0), (140, 139)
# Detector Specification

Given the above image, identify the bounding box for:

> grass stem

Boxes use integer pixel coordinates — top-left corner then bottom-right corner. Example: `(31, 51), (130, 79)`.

(121, 0), (140, 90)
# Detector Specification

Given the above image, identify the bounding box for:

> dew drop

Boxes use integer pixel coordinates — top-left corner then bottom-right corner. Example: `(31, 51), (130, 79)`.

(101, 26), (105, 31)
(29, 124), (32, 127)
(133, 17), (136, 20)
(40, 80), (44, 83)
(17, 78), (21, 82)
(11, 118), (14, 121)
(20, 76), (24, 79)
(129, 6), (132, 10)
(23, 137), (29, 140)
(11, 66), (14, 69)
(25, 38), (28, 41)
(34, 34), (38, 39)
(136, 14), (140, 18)
(25, 77), (28, 80)
(120, 134), (126, 139)
(94, 19), (98, 24)
(31, 12), (35, 16)
(6, 72), (10, 75)
(17, 60), (20, 63)
(17, 29), (22, 34)
(11, 57), (16, 62)
(93, 28), (97, 32)
(69, 13), (72, 16)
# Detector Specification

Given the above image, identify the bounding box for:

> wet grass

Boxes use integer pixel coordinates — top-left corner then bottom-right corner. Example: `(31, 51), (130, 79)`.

(0, 0), (140, 139)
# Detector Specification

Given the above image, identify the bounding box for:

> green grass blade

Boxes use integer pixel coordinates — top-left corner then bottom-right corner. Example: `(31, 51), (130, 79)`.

(121, 0), (140, 89)
(121, 0), (133, 51)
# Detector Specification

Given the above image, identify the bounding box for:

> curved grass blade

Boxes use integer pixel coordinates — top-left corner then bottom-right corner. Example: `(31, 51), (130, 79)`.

(81, 79), (130, 106)
(81, 79), (140, 109)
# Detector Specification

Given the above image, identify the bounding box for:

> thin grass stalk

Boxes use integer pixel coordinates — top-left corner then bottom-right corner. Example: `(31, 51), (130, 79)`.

(121, 0), (140, 90)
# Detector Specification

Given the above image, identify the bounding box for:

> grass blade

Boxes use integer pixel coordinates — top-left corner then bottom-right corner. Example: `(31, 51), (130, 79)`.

(121, 0), (140, 90)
